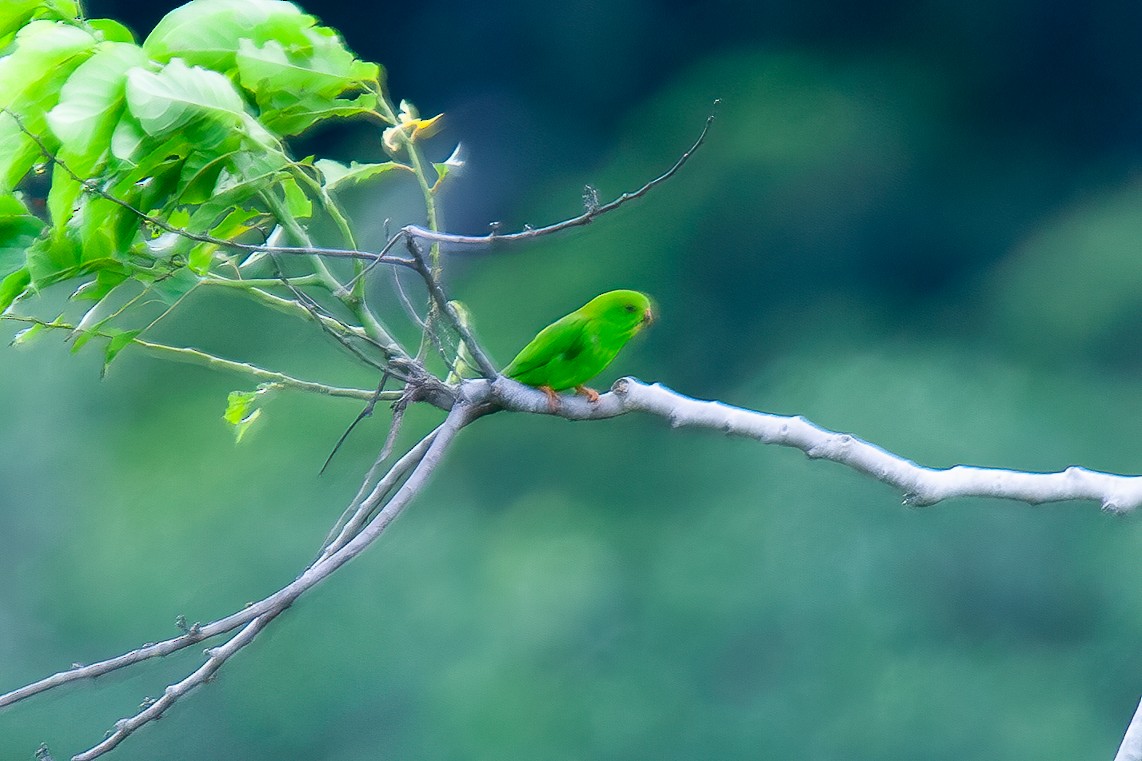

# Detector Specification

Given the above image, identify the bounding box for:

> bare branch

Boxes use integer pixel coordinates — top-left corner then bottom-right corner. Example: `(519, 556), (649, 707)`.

(405, 238), (499, 378)
(485, 376), (1142, 513)
(71, 614), (281, 761)
(319, 423), (441, 558)
(1, 316), (385, 401)
(0, 398), (476, 736)
(400, 101), (718, 248)
(1116, 698), (1142, 761)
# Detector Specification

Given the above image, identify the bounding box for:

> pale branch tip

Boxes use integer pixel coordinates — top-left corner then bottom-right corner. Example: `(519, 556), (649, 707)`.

(1116, 697), (1142, 761)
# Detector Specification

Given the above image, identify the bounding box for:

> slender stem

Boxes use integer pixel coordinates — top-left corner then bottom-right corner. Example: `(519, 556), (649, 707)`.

(401, 102), (718, 249)
(290, 166), (367, 300)
(202, 274), (325, 289)
(134, 339), (392, 400)
(71, 613), (281, 761)
(2, 316), (385, 401)
(234, 286), (370, 339)
(406, 242), (498, 378)
(262, 189), (405, 358)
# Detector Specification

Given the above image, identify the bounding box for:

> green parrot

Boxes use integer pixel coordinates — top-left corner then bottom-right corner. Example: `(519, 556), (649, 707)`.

(503, 289), (653, 410)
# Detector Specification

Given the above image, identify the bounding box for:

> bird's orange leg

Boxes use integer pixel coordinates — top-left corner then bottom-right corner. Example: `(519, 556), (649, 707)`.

(539, 385), (561, 412)
(575, 385), (601, 403)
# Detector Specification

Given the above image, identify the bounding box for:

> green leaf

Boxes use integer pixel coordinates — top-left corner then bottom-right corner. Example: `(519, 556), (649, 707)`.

(109, 111), (147, 161)
(315, 158), (404, 192)
(0, 194), (44, 274)
(0, 20), (97, 189)
(148, 266), (200, 305)
(144, 0), (379, 136)
(85, 19), (136, 44)
(10, 319), (46, 345)
(0, 266), (30, 312)
(281, 176), (311, 218)
(76, 193), (139, 264)
(177, 150), (232, 204)
(257, 91), (377, 136)
(102, 327), (140, 374)
(71, 266), (128, 302)
(25, 232), (81, 287)
(223, 385), (274, 442)
(187, 207), (262, 273)
(234, 35), (379, 134)
(144, 0), (308, 70)
(236, 36), (361, 98)
(46, 160), (84, 228)
(0, 1), (79, 48)
(0, 1), (50, 41)
(47, 41), (147, 156)
(126, 58), (247, 137)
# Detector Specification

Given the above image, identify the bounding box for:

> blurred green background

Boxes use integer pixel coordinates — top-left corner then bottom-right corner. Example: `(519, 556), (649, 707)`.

(3, 0), (1142, 758)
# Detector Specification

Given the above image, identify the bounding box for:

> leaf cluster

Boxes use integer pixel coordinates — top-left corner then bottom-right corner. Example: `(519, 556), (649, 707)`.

(0, 0), (434, 375)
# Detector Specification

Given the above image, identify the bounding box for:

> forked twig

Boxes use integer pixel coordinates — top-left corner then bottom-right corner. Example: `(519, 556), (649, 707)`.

(63, 400), (475, 760)
(400, 100), (718, 248)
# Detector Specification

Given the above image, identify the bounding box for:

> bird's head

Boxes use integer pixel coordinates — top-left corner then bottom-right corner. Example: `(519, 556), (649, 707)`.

(584, 289), (654, 334)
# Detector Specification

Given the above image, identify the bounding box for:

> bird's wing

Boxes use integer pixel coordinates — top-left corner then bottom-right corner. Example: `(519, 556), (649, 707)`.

(503, 311), (589, 378)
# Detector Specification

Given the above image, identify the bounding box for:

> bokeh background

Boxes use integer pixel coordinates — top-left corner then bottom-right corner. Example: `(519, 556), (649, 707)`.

(3, 0), (1142, 758)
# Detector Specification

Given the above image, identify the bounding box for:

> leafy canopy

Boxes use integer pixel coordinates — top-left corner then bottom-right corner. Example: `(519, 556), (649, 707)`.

(0, 0), (444, 378)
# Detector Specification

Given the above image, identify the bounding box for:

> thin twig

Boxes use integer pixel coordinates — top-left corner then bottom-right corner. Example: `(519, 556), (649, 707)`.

(66, 401), (474, 759)
(2, 316), (384, 401)
(71, 613), (281, 761)
(405, 238), (498, 378)
(319, 422), (441, 559)
(1, 404), (470, 717)
(400, 101), (718, 248)
(390, 268), (428, 330)
(319, 372), (391, 475)
(268, 255), (401, 373)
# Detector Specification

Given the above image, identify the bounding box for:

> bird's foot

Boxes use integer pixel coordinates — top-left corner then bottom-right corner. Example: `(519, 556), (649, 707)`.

(575, 385), (601, 403)
(539, 385), (560, 412)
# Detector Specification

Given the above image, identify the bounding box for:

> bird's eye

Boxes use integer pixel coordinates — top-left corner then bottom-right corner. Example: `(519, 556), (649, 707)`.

(624, 304), (636, 312)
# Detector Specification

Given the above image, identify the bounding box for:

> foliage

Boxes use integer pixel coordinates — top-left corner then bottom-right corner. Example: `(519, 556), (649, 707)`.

(0, 0), (447, 387)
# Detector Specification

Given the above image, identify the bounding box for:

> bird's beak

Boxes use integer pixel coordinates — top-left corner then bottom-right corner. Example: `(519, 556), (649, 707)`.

(642, 307), (654, 326)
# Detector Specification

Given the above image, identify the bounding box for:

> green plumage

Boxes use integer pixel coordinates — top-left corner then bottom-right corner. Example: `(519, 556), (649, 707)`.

(503, 290), (652, 397)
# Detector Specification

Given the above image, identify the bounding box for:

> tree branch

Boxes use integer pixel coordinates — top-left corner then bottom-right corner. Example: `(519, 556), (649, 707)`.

(2, 316), (385, 401)
(70, 613), (281, 761)
(485, 376), (1142, 513)
(1, 397), (478, 758)
(400, 100), (718, 248)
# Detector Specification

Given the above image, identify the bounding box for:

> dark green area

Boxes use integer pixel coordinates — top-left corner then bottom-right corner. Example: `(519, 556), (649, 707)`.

(2, 1), (1142, 759)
